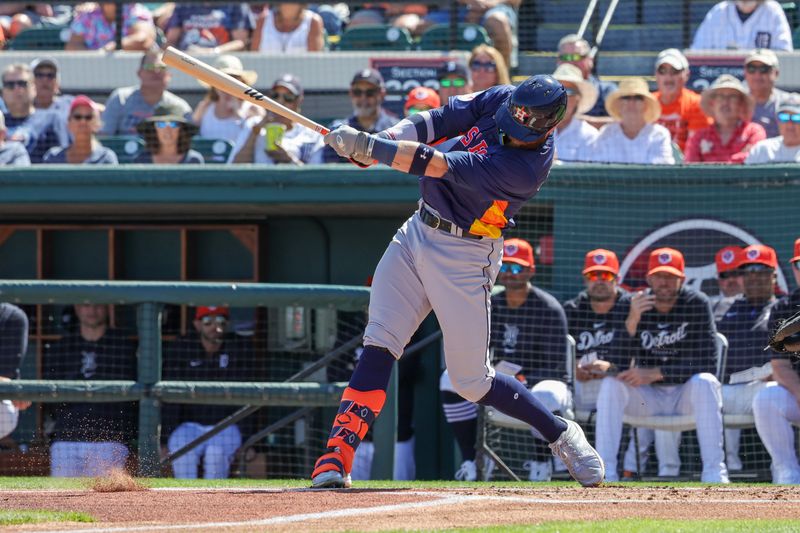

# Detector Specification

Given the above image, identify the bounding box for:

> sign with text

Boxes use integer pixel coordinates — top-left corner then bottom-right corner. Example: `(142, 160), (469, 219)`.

(687, 54), (746, 93)
(371, 57), (459, 117)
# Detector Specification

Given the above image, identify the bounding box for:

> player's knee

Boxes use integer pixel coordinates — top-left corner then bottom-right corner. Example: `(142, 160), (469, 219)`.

(689, 372), (720, 392)
(753, 385), (785, 418)
(449, 373), (491, 403)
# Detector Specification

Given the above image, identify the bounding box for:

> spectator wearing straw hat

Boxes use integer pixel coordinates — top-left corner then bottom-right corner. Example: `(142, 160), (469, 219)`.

(691, 0), (792, 51)
(744, 49), (793, 138)
(192, 55), (263, 145)
(685, 75), (766, 164)
(42, 95), (117, 164)
(551, 63), (598, 163)
(590, 78), (674, 164)
(746, 94), (800, 163)
(653, 48), (711, 152)
(135, 103), (204, 164)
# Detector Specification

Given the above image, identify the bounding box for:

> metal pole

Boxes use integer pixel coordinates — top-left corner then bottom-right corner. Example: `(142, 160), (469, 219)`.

(590, 0), (620, 59)
(136, 302), (162, 477)
(577, 0), (599, 39)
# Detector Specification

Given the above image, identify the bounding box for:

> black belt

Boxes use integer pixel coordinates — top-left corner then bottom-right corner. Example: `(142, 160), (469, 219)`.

(418, 203), (482, 240)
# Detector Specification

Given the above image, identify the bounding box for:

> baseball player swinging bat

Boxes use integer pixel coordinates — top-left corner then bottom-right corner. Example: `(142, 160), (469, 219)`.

(162, 46), (329, 135)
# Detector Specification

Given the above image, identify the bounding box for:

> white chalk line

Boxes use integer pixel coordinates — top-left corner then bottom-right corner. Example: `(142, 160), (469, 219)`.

(19, 489), (800, 533)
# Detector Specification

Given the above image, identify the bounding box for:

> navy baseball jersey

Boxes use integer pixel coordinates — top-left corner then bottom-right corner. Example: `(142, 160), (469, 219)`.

(491, 286), (567, 383)
(562, 290), (631, 369)
(717, 295), (775, 378)
(407, 86), (555, 238)
(619, 287), (717, 384)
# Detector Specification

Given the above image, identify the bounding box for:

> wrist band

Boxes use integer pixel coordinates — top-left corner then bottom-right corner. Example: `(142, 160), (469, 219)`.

(409, 144), (434, 176)
(370, 136), (399, 165)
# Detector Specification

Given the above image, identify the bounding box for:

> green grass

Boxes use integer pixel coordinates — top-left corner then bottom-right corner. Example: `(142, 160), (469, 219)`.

(443, 520), (800, 532)
(0, 509), (94, 525)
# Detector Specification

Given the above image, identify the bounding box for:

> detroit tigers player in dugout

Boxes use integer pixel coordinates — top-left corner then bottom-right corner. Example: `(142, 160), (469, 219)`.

(311, 75), (605, 488)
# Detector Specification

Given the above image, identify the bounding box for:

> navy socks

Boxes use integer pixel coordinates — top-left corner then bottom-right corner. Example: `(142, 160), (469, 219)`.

(349, 345), (396, 392)
(477, 372), (567, 443)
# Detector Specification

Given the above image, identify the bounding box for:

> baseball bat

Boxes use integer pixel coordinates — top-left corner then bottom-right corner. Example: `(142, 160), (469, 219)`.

(162, 46), (329, 135)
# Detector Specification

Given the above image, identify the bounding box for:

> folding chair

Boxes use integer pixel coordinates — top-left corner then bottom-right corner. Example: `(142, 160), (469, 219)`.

(418, 24), (491, 51)
(190, 138), (234, 164)
(477, 335), (576, 481)
(6, 25), (69, 50)
(98, 136), (145, 163)
(338, 24), (413, 51)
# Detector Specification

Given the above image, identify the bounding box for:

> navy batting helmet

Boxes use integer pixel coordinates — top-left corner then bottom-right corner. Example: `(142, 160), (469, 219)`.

(494, 75), (567, 143)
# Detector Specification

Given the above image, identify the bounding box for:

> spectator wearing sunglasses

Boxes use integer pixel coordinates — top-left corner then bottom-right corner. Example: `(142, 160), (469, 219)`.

(323, 68), (398, 163)
(551, 63), (599, 163)
(31, 57), (75, 130)
(0, 112), (29, 166)
(231, 74), (323, 165)
(162, 306), (254, 479)
(747, 95), (800, 163)
(66, 2), (156, 51)
(590, 78), (674, 164)
(686, 75), (766, 163)
(440, 238), (571, 482)
(436, 61), (473, 103)
(468, 45), (510, 92)
(135, 103), (203, 164)
(42, 95), (117, 164)
(556, 34), (616, 118)
(100, 49), (192, 136)
(710, 246), (745, 321)
(743, 49), (794, 139)
(193, 55), (263, 145)
(653, 49), (711, 152)
(2, 63), (68, 163)
(563, 249), (637, 472)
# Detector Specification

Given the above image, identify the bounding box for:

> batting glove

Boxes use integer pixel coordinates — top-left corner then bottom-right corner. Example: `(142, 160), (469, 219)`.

(324, 125), (373, 160)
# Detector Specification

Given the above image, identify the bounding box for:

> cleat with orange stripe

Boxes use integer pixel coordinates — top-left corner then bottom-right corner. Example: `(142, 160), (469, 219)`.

(311, 448), (352, 488)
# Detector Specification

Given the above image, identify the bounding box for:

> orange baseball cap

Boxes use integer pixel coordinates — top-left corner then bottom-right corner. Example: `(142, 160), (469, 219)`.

(791, 238), (800, 263)
(195, 306), (230, 320)
(715, 246), (743, 274)
(741, 244), (778, 269)
(582, 249), (619, 275)
(647, 247), (685, 278)
(404, 86), (441, 114)
(503, 238), (534, 269)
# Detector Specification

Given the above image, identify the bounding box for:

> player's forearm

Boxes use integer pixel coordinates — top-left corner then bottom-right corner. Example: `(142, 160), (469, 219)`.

(371, 138), (448, 177)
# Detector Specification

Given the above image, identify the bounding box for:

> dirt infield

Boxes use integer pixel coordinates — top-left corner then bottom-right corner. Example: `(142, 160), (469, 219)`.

(2, 484), (800, 532)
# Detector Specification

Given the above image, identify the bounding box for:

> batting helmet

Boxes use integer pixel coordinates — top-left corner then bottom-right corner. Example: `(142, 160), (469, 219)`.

(494, 75), (567, 143)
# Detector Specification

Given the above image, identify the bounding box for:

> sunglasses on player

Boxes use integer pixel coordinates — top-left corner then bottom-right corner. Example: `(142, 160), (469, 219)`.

(200, 315), (227, 326)
(439, 78), (466, 88)
(718, 270), (743, 280)
(499, 263), (527, 274)
(585, 271), (616, 282)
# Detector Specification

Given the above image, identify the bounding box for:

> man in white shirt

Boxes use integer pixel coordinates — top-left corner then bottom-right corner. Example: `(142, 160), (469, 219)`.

(230, 74), (324, 165)
(590, 78), (675, 165)
(551, 64), (598, 163)
(691, 0), (793, 51)
(744, 49), (792, 138)
(746, 94), (800, 163)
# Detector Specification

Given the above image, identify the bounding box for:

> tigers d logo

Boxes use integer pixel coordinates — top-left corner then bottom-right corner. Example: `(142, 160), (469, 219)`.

(618, 218), (788, 295)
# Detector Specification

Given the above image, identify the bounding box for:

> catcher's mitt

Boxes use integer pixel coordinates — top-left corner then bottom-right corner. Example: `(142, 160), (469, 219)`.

(768, 309), (800, 353)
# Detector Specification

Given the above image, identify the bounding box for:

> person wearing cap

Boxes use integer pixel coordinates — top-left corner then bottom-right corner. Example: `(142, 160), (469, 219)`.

(710, 246), (745, 321)
(754, 238), (800, 483)
(192, 55), (263, 144)
(746, 94), (800, 163)
(31, 57), (75, 128)
(135, 103), (204, 164)
(717, 244), (779, 473)
(322, 68), (398, 164)
(551, 63), (599, 163)
(685, 74), (766, 163)
(250, 3), (325, 52)
(590, 78), (674, 165)
(0, 112), (30, 166)
(42, 95), (117, 164)
(166, 3), (254, 54)
(231, 74), (324, 165)
(440, 238), (571, 482)
(403, 87), (440, 117)
(1, 62), (68, 163)
(743, 49), (793, 138)
(556, 34), (617, 118)
(163, 306), (254, 479)
(595, 248), (728, 482)
(468, 45), (511, 93)
(691, 0), (792, 51)
(653, 48), (712, 152)
(66, 2), (156, 51)
(100, 49), (192, 136)
(437, 61), (474, 103)
(43, 304), (138, 477)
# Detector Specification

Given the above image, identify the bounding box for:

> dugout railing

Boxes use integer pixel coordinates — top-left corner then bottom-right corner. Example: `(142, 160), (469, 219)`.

(0, 280), (402, 479)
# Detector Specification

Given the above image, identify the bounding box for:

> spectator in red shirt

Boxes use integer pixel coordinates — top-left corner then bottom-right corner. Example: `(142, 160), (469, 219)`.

(685, 75), (766, 164)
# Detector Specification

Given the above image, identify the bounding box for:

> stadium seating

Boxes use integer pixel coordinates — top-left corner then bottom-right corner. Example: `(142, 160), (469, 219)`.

(418, 24), (491, 52)
(190, 138), (234, 164)
(338, 24), (414, 51)
(6, 25), (69, 51)
(99, 136), (145, 163)
(601, 24), (683, 51)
